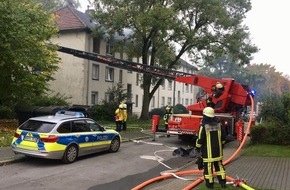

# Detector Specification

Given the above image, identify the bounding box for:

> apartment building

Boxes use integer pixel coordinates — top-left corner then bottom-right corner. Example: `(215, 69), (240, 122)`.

(50, 6), (198, 116)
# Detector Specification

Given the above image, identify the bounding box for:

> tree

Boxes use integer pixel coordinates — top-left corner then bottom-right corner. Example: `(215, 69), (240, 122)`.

(0, 0), (59, 110)
(92, 0), (258, 120)
(36, 0), (81, 12)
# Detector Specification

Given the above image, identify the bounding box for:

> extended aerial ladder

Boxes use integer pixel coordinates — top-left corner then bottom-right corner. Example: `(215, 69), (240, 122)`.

(57, 46), (192, 80)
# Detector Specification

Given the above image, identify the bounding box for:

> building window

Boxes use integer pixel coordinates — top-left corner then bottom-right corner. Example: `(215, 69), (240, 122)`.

(161, 97), (165, 106)
(127, 84), (132, 102)
(161, 80), (165, 90)
(92, 64), (99, 80)
(185, 84), (189, 93)
(177, 91), (181, 104)
(135, 95), (138, 107)
(93, 37), (100, 54)
(119, 70), (123, 83)
(185, 98), (189, 106)
(105, 67), (114, 82)
(136, 74), (139, 86)
(106, 39), (114, 56)
(105, 92), (111, 102)
(168, 80), (172, 91)
(167, 97), (172, 106)
(91, 91), (98, 105)
(151, 96), (155, 107)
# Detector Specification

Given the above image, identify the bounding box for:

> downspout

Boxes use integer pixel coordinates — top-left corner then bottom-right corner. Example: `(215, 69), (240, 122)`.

(85, 34), (91, 105)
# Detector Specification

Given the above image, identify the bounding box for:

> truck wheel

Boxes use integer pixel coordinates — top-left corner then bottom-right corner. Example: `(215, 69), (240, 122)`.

(62, 144), (78, 164)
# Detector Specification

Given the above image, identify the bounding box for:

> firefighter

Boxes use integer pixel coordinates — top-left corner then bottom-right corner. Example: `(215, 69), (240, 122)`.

(163, 105), (173, 137)
(196, 107), (227, 188)
(213, 82), (224, 98)
(206, 96), (215, 108)
(115, 105), (122, 132)
(119, 101), (127, 131)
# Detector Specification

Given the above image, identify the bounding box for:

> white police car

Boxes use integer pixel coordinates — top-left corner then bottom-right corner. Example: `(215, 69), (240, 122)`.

(11, 111), (121, 164)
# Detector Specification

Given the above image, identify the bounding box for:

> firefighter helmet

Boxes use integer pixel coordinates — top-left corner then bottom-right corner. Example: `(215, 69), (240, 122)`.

(203, 107), (215, 118)
(216, 82), (223, 89)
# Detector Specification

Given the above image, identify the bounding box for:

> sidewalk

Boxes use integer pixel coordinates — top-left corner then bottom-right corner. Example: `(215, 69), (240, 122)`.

(1, 131), (290, 190)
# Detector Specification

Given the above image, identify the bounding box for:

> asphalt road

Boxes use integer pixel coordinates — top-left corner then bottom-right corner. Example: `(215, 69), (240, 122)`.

(0, 136), (195, 190)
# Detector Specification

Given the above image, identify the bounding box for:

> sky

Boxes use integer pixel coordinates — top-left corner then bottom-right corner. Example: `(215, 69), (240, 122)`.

(79, 0), (290, 76)
(245, 0), (290, 76)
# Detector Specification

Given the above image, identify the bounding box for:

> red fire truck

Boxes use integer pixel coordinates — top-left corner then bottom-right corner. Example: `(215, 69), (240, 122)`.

(167, 75), (253, 141)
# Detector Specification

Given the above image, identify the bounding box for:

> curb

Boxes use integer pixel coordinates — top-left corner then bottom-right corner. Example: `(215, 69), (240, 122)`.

(0, 156), (26, 166)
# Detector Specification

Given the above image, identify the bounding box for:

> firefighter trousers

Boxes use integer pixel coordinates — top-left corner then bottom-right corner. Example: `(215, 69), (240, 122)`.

(203, 160), (226, 186)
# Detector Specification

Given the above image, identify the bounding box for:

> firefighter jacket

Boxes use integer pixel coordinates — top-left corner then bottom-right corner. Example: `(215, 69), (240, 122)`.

(195, 117), (226, 163)
(115, 108), (121, 121)
(120, 108), (127, 122)
(163, 113), (171, 124)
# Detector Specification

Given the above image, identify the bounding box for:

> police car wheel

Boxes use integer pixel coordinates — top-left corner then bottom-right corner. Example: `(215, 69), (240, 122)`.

(62, 145), (78, 164)
(109, 137), (120, 153)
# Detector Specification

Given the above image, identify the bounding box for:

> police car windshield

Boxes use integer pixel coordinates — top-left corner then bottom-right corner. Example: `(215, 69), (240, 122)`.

(19, 120), (56, 133)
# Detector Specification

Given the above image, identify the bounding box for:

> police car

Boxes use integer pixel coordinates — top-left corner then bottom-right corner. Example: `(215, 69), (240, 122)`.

(11, 111), (121, 164)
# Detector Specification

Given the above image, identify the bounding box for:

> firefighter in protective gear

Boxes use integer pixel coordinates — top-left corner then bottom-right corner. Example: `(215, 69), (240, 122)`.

(115, 106), (122, 132)
(119, 101), (127, 131)
(196, 107), (227, 189)
(163, 105), (173, 136)
(213, 82), (224, 98)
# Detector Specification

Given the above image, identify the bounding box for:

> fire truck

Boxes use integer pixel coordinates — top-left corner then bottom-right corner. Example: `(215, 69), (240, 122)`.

(167, 75), (253, 141)
(57, 46), (254, 141)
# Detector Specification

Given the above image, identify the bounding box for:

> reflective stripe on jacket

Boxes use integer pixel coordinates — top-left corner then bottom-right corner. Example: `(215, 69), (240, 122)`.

(196, 120), (226, 162)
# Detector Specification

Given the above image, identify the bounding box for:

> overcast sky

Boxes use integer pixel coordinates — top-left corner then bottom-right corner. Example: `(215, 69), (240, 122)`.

(245, 0), (290, 76)
(79, 0), (290, 76)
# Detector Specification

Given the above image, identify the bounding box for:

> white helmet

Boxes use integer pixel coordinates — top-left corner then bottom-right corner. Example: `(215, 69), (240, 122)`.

(203, 107), (215, 118)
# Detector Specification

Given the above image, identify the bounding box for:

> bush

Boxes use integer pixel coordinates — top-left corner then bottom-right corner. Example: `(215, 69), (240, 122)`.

(173, 104), (189, 114)
(91, 103), (116, 122)
(251, 123), (290, 145)
(149, 108), (165, 118)
(0, 106), (15, 119)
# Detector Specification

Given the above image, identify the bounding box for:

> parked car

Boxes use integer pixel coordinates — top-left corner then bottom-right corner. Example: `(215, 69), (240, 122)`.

(11, 111), (121, 164)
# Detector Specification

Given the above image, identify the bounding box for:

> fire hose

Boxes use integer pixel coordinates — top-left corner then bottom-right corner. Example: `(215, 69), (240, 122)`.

(131, 94), (255, 190)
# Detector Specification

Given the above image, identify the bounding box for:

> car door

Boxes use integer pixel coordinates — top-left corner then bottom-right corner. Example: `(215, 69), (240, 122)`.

(71, 119), (94, 156)
(86, 120), (111, 152)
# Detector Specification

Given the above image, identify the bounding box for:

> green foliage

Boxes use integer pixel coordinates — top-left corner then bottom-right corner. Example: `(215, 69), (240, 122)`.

(0, 106), (15, 119)
(260, 93), (290, 124)
(173, 104), (189, 114)
(30, 93), (70, 106)
(90, 82), (129, 122)
(149, 108), (165, 118)
(251, 123), (290, 145)
(102, 82), (128, 106)
(36, 0), (81, 11)
(250, 93), (290, 145)
(0, 0), (59, 110)
(90, 103), (116, 122)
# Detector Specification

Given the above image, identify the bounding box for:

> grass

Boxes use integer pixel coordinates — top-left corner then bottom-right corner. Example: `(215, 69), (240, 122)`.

(242, 144), (290, 158)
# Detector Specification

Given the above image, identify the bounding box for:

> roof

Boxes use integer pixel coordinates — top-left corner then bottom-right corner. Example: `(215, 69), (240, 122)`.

(54, 6), (93, 32)
(28, 114), (87, 123)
